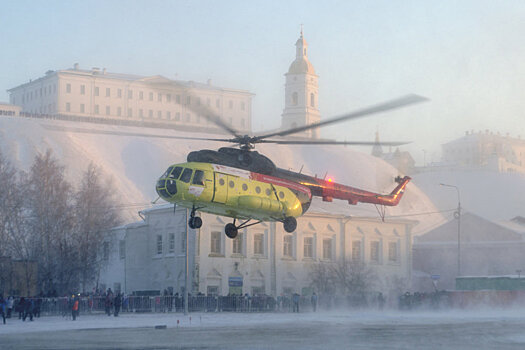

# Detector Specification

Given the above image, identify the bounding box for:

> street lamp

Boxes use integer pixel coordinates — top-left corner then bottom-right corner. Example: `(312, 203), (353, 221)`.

(440, 183), (461, 276)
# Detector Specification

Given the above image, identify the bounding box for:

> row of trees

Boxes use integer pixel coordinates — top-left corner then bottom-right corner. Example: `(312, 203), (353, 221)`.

(0, 149), (122, 295)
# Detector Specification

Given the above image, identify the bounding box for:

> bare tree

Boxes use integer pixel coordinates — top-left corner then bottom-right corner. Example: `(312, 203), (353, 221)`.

(308, 262), (336, 296)
(24, 149), (76, 294)
(331, 259), (376, 297)
(73, 163), (122, 293)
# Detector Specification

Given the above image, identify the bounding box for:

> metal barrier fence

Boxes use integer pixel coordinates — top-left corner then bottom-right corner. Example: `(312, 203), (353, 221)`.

(11, 295), (315, 317)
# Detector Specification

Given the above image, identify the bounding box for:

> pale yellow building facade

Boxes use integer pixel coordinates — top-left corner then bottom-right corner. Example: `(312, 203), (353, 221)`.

(8, 64), (253, 133)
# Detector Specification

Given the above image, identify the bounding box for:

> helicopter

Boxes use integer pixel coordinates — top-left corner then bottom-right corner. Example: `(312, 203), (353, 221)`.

(155, 94), (427, 239)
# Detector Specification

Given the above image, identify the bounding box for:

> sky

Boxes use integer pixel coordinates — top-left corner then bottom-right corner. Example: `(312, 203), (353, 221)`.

(1, 0), (524, 164)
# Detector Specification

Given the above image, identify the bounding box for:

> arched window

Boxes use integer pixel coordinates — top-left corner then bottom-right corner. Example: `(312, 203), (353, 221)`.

(310, 93), (315, 107)
(292, 92), (298, 106)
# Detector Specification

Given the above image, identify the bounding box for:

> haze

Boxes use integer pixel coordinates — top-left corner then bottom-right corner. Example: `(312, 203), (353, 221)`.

(1, 0), (524, 163)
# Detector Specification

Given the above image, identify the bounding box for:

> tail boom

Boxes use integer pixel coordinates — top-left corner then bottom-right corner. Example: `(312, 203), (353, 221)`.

(318, 176), (411, 207)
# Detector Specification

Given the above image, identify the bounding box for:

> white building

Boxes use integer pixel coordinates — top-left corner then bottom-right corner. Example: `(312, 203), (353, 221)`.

(7, 65), (253, 133)
(441, 130), (525, 174)
(281, 30), (321, 139)
(99, 202), (415, 299)
(0, 102), (21, 116)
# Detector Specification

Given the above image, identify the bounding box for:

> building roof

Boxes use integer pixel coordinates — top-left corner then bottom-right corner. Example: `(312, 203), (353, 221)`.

(8, 66), (253, 95)
(415, 212), (523, 243)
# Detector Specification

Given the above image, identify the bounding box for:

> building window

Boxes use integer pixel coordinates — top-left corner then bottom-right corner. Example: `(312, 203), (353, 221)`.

(196, 97), (201, 106)
(103, 242), (110, 260)
(106, 88), (110, 97)
(139, 91), (143, 100)
(206, 98), (211, 106)
(117, 89), (122, 98)
(254, 233), (264, 255)
(370, 241), (380, 263)
(176, 95), (181, 104)
(149, 110), (153, 118)
(283, 235), (293, 257)
(232, 234), (242, 255)
(139, 109), (143, 118)
(94, 104), (98, 114)
(186, 113), (191, 122)
(128, 108), (132, 117)
(169, 233), (175, 253)
(81, 104), (86, 113)
(166, 94), (171, 102)
(158, 93), (162, 102)
(156, 235), (163, 255)
(388, 242), (398, 262)
(106, 106), (110, 115)
(119, 240), (125, 259)
(241, 119), (245, 128)
(229, 100), (233, 109)
(216, 99), (220, 108)
(157, 111), (162, 119)
(175, 112), (180, 121)
(66, 102), (70, 112)
(149, 92), (153, 101)
(310, 93), (315, 107)
(117, 107), (121, 116)
(211, 231), (221, 255)
(94, 87), (99, 96)
(66, 84), (71, 93)
(166, 111), (171, 120)
(322, 239), (333, 261)
(304, 237), (313, 258)
(292, 92), (298, 106)
(128, 90), (133, 99)
(352, 240), (361, 262)
(80, 85), (85, 95)
(241, 101), (245, 111)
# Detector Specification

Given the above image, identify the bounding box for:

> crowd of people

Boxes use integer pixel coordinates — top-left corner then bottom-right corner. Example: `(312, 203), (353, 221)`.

(1, 289), (447, 325)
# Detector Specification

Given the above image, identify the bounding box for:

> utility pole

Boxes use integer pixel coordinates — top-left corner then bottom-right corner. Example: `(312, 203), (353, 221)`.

(184, 209), (189, 315)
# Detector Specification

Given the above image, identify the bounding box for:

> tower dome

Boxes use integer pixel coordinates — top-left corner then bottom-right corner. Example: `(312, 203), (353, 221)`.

(287, 30), (316, 75)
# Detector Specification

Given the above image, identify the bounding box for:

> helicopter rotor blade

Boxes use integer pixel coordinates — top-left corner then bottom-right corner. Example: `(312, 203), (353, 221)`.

(257, 140), (411, 146)
(252, 94), (428, 142)
(174, 84), (244, 139)
(42, 124), (235, 142)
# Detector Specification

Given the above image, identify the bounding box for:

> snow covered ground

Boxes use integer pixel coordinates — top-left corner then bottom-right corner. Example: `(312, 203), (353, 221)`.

(2, 310), (525, 349)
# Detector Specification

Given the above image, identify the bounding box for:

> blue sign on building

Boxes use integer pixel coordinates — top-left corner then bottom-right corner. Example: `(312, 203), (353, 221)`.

(228, 277), (243, 287)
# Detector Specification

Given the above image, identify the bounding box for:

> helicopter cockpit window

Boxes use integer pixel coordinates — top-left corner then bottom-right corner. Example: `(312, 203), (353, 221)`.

(180, 168), (193, 183)
(192, 170), (205, 186)
(265, 188), (271, 196)
(169, 166), (183, 179)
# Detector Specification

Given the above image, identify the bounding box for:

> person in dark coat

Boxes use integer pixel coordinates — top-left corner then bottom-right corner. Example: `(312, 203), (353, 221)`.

(292, 293), (300, 313)
(0, 295), (6, 324)
(105, 289), (113, 316)
(23, 297), (34, 321)
(114, 293), (122, 317)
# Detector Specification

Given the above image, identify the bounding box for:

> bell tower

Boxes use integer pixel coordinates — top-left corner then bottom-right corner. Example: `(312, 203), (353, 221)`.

(281, 28), (320, 139)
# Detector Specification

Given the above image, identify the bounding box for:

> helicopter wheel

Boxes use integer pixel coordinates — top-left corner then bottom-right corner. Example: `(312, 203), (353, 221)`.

(283, 216), (297, 233)
(189, 216), (202, 229)
(225, 223), (238, 239)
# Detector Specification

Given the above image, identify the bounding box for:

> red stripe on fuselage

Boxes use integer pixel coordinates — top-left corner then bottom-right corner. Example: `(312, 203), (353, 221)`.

(251, 173), (311, 198)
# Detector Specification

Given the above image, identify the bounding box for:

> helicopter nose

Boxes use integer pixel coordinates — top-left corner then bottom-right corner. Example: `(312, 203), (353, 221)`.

(156, 178), (177, 199)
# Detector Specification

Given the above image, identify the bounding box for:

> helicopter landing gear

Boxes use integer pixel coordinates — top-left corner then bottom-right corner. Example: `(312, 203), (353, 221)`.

(283, 216), (297, 233)
(225, 223), (238, 239)
(224, 219), (262, 239)
(188, 206), (202, 229)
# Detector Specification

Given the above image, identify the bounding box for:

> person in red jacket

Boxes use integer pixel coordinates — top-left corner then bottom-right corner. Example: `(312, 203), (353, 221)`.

(72, 295), (79, 321)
